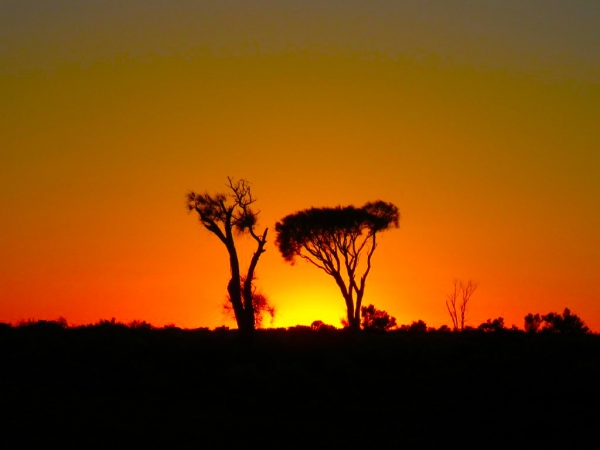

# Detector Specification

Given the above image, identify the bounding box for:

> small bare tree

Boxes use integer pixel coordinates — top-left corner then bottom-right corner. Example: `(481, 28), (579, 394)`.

(446, 279), (479, 331)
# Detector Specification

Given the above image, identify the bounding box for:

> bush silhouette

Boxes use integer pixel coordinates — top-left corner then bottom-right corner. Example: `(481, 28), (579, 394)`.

(478, 317), (506, 332)
(361, 304), (397, 331)
(524, 313), (542, 333)
(541, 308), (589, 335)
(523, 308), (590, 335)
(311, 320), (335, 331)
(399, 320), (428, 333)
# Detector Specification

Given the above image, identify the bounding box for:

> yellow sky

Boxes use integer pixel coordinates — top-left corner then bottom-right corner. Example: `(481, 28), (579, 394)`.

(1, 1), (599, 330)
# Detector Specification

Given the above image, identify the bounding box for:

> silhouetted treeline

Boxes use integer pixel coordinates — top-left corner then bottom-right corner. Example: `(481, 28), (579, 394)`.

(1, 319), (599, 447)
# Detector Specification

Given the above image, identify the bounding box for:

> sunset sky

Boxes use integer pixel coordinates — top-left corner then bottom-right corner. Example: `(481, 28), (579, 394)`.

(2, 1), (599, 330)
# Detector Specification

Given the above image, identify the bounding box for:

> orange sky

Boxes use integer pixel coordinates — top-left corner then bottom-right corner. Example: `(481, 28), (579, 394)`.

(1, 1), (599, 330)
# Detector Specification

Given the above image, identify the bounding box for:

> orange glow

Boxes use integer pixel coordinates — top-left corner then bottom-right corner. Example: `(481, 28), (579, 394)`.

(1, 3), (599, 332)
(266, 272), (350, 329)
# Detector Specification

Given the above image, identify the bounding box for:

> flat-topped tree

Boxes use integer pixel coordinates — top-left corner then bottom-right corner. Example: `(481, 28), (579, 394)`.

(187, 177), (269, 337)
(275, 201), (399, 331)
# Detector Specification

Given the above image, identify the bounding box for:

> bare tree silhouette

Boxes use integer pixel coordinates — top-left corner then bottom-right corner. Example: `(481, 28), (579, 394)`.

(187, 177), (268, 338)
(446, 279), (479, 331)
(275, 201), (399, 331)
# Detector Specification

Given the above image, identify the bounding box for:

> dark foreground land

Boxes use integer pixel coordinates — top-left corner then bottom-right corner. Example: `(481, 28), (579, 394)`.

(1, 324), (599, 448)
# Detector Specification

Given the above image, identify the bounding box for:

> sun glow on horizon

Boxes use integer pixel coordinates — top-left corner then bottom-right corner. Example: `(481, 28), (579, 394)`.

(1, 1), (599, 332)
(266, 286), (348, 329)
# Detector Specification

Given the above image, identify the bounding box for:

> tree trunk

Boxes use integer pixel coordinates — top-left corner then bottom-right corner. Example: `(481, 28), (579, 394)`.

(349, 317), (361, 331)
(354, 290), (365, 331)
(227, 277), (244, 330)
(225, 240), (255, 336)
(238, 317), (255, 340)
(345, 295), (360, 331)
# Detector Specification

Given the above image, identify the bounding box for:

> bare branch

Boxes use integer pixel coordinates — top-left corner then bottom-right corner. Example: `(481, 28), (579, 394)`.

(445, 279), (478, 331)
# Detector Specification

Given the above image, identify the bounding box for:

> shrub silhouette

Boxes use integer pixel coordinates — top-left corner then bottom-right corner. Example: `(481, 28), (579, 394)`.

(541, 308), (589, 335)
(311, 320), (336, 331)
(523, 308), (590, 335)
(524, 313), (542, 333)
(361, 304), (397, 331)
(128, 320), (153, 330)
(478, 317), (506, 332)
(399, 320), (428, 333)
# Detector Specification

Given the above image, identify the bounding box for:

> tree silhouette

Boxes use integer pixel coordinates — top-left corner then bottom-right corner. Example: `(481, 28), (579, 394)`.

(398, 320), (428, 332)
(445, 279), (478, 331)
(275, 201), (399, 331)
(187, 177), (268, 337)
(524, 313), (542, 333)
(524, 309), (590, 335)
(477, 317), (506, 332)
(541, 308), (589, 335)
(361, 304), (398, 331)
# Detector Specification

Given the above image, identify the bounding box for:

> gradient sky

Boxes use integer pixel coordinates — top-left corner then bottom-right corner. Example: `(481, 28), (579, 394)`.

(1, 1), (599, 330)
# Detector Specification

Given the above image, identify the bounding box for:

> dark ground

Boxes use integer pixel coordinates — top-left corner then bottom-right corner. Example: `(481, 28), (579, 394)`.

(1, 324), (599, 448)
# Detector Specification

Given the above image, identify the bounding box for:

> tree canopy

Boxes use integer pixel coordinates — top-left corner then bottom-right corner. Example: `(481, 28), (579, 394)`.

(275, 200), (399, 331)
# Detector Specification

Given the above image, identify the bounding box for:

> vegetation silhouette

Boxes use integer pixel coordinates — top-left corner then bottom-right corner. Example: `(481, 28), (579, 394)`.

(187, 177), (270, 339)
(398, 319), (428, 333)
(1, 317), (598, 447)
(477, 317), (507, 332)
(223, 276), (275, 328)
(275, 201), (399, 331)
(361, 304), (398, 332)
(524, 313), (542, 333)
(445, 279), (478, 330)
(311, 320), (336, 331)
(525, 308), (589, 335)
